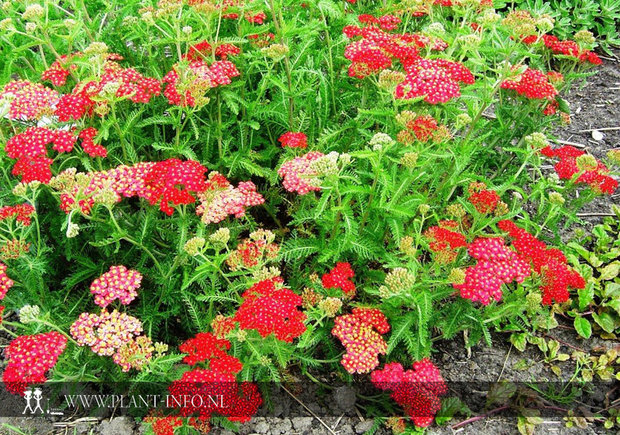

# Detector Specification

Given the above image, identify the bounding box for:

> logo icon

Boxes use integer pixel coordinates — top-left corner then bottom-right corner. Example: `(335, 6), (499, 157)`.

(22, 388), (43, 415)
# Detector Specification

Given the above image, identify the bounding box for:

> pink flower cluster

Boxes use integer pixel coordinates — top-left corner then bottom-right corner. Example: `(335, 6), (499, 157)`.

(0, 262), (14, 300)
(2, 332), (67, 395)
(371, 359), (447, 428)
(163, 60), (240, 107)
(70, 309), (143, 356)
(196, 172), (265, 224)
(0, 80), (59, 120)
(90, 265), (143, 308)
(454, 237), (531, 305)
(332, 308), (390, 374)
(278, 151), (324, 195)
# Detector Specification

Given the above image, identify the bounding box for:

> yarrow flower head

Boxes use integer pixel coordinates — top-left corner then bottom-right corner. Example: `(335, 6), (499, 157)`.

(195, 172), (265, 224)
(498, 220), (586, 304)
(395, 58), (474, 104)
(467, 182), (501, 214)
(90, 265), (143, 308)
(540, 145), (617, 194)
(226, 229), (279, 270)
(0, 203), (35, 226)
(70, 309), (143, 356)
(0, 80), (59, 120)
(332, 308), (390, 374)
(371, 359), (447, 428)
(233, 278), (307, 342)
(2, 332), (67, 395)
(113, 335), (154, 372)
(454, 237), (531, 305)
(179, 332), (234, 366)
(322, 262), (356, 297)
(501, 67), (558, 100)
(278, 132), (308, 149)
(278, 151), (324, 195)
(0, 262), (14, 300)
(424, 220), (467, 264)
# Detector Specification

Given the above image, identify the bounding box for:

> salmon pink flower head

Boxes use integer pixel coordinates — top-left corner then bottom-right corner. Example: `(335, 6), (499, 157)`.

(371, 359), (447, 428)
(454, 237), (531, 305)
(278, 132), (308, 149)
(233, 278), (307, 342)
(278, 151), (324, 195)
(2, 331), (67, 395)
(70, 309), (143, 356)
(498, 220), (585, 304)
(395, 58), (475, 104)
(195, 172), (265, 224)
(0, 80), (59, 120)
(90, 265), (143, 308)
(332, 308), (390, 374)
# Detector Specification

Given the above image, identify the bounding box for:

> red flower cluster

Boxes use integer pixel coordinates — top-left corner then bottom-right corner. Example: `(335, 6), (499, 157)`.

(196, 171), (265, 224)
(142, 159), (209, 215)
(541, 35), (602, 65)
(162, 60), (239, 107)
(6, 127), (78, 183)
(233, 278), (307, 342)
(2, 332), (67, 395)
(395, 58), (475, 104)
(322, 262), (356, 297)
(278, 132), (308, 149)
(358, 14), (402, 31)
(90, 265), (143, 308)
(179, 332), (236, 367)
(78, 128), (107, 158)
(170, 329), (262, 424)
(186, 41), (241, 62)
(467, 182), (501, 213)
(501, 68), (558, 100)
(454, 237), (531, 305)
(0, 262), (14, 300)
(248, 33), (275, 47)
(424, 220), (467, 263)
(332, 308), (390, 374)
(371, 359), (447, 428)
(278, 151), (324, 195)
(0, 80), (59, 120)
(343, 25), (421, 78)
(540, 145), (618, 194)
(498, 220), (585, 304)
(0, 203), (35, 226)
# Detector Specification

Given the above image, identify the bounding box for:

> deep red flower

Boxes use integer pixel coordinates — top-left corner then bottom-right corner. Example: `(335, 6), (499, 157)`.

(2, 332), (67, 395)
(498, 220), (585, 304)
(501, 68), (558, 100)
(278, 132), (308, 149)
(371, 359), (447, 428)
(322, 262), (356, 297)
(0, 203), (35, 226)
(233, 278), (307, 342)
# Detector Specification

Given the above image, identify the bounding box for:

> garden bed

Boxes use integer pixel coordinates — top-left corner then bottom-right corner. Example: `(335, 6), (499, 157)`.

(0, 1), (619, 435)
